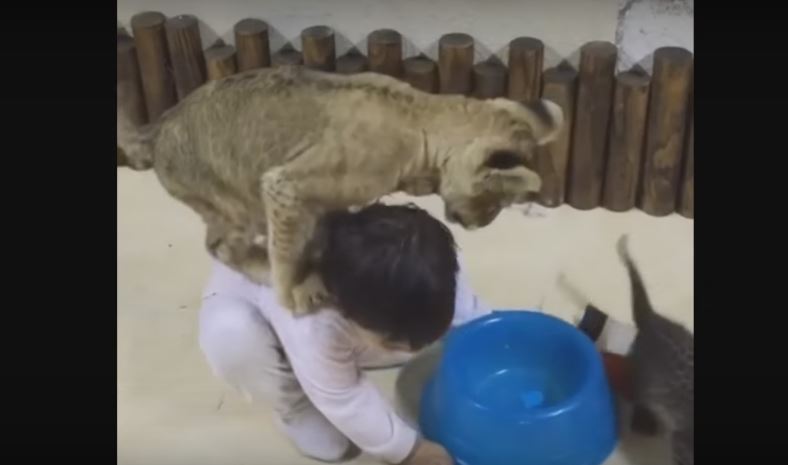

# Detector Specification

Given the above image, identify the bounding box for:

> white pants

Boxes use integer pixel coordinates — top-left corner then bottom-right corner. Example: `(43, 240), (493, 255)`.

(198, 283), (413, 462)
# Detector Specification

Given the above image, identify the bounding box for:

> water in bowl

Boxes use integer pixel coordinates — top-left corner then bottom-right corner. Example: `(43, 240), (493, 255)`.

(473, 367), (567, 411)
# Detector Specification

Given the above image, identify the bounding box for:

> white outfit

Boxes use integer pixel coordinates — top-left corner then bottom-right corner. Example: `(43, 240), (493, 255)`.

(199, 261), (490, 464)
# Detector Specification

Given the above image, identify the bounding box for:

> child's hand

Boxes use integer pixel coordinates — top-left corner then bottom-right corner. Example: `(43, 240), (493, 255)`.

(399, 438), (453, 465)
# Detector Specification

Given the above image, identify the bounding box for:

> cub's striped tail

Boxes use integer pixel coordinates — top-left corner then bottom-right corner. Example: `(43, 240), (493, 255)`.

(616, 234), (656, 329)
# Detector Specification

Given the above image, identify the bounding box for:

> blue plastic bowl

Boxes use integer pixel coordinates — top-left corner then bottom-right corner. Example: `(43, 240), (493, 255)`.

(419, 311), (618, 465)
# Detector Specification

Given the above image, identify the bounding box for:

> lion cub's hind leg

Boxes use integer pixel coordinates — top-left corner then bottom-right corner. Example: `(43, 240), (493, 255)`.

(206, 222), (272, 285)
(187, 196), (272, 285)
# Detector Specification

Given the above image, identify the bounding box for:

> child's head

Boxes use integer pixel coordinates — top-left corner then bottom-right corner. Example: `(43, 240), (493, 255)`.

(312, 203), (458, 352)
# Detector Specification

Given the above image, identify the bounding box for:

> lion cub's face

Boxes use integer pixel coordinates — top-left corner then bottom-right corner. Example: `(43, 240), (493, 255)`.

(438, 98), (563, 229)
(439, 145), (542, 229)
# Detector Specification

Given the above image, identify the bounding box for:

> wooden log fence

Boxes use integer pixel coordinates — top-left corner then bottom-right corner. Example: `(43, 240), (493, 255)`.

(403, 55), (438, 93)
(165, 15), (206, 100)
(336, 50), (368, 74)
(639, 47), (693, 217)
(508, 37), (543, 103)
(602, 71), (650, 212)
(301, 25), (336, 72)
(205, 44), (238, 81)
(116, 33), (148, 126)
(472, 58), (507, 99)
(130, 11), (176, 121)
(438, 33), (475, 95)
(117, 13), (694, 219)
(568, 41), (618, 211)
(368, 29), (403, 78)
(234, 19), (270, 71)
(536, 66), (577, 208)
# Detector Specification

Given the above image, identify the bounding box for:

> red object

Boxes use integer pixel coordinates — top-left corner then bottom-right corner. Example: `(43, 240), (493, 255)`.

(601, 352), (632, 401)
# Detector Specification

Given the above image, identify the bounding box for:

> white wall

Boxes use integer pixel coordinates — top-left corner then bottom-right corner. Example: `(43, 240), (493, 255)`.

(118, 0), (620, 68)
(616, 0), (694, 73)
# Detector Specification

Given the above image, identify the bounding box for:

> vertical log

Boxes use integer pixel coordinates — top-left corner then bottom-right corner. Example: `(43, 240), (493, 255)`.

(639, 47), (693, 216)
(336, 50), (369, 74)
(439, 33), (474, 95)
(117, 33), (148, 125)
(131, 11), (176, 121)
(567, 41), (617, 210)
(472, 58), (507, 99)
(301, 25), (335, 71)
(205, 45), (238, 80)
(508, 37), (544, 103)
(165, 14), (206, 100)
(404, 55), (438, 93)
(234, 18), (270, 71)
(602, 71), (651, 212)
(678, 101), (694, 218)
(272, 45), (303, 67)
(367, 29), (403, 78)
(536, 67), (577, 207)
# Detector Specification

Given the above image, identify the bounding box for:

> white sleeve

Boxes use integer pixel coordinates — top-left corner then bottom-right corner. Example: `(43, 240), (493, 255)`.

(452, 259), (492, 327)
(276, 315), (418, 464)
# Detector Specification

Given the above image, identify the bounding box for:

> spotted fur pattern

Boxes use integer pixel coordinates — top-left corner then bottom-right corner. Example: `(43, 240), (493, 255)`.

(117, 66), (564, 313)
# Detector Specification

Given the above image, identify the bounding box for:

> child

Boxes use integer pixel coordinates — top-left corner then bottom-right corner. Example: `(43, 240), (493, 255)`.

(198, 203), (490, 464)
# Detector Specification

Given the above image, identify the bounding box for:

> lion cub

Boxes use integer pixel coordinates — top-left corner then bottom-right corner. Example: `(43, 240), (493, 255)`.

(118, 65), (563, 314)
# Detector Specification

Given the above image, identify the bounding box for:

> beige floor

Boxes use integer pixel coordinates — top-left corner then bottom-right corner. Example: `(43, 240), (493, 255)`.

(118, 171), (693, 465)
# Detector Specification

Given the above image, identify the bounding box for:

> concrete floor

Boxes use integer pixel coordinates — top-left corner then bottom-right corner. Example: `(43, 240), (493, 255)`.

(118, 170), (693, 465)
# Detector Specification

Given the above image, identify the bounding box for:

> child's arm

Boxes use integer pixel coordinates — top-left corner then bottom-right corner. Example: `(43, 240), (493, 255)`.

(276, 314), (418, 464)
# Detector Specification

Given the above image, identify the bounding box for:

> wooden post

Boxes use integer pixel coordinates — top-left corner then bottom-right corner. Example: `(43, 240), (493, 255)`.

(272, 46), (303, 67)
(165, 14), (206, 100)
(536, 67), (577, 207)
(472, 58), (507, 99)
(678, 110), (694, 218)
(234, 18), (270, 71)
(367, 29), (402, 78)
(336, 50), (368, 74)
(639, 47), (693, 216)
(301, 26), (335, 71)
(117, 33), (148, 126)
(404, 55), (438, 93)
(205, 45), (238, 80)
(602, 71), (651, 212)
(508, 37), (544, 103)
(439, 33), (474, 95)
(567, 41), (617, 210)
(131, 11), (176, 121)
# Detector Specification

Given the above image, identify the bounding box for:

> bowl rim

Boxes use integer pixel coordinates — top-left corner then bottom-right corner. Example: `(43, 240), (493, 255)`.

(437, 310), (606, 421)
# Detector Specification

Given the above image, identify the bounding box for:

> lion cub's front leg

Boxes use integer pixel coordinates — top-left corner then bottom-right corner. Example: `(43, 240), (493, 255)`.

(261, 166), (329, 315)
(291, 272), (332, 313)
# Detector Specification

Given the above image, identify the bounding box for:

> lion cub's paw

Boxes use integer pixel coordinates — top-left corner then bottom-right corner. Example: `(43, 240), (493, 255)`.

(290, 274), (330, 315)
(274, 282), (297, 312)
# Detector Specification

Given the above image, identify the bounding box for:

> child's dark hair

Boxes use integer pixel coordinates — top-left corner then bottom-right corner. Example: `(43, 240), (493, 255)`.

(310, 203), (458, 350)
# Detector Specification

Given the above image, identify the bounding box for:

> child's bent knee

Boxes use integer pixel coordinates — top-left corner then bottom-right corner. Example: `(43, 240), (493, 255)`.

(198, 297), (275, 377)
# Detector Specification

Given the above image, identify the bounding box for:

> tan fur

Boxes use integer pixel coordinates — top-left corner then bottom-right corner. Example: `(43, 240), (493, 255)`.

(117, 66), (563, 314)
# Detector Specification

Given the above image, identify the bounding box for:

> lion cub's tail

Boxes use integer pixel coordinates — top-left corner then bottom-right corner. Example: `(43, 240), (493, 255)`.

(117, 81), (155, 170)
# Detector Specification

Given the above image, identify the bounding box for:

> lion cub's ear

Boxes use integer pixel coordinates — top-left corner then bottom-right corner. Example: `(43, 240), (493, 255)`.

(523, 99), (564, 145)
(489, 98), (565, 145)
(481, 150), (542, 199)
